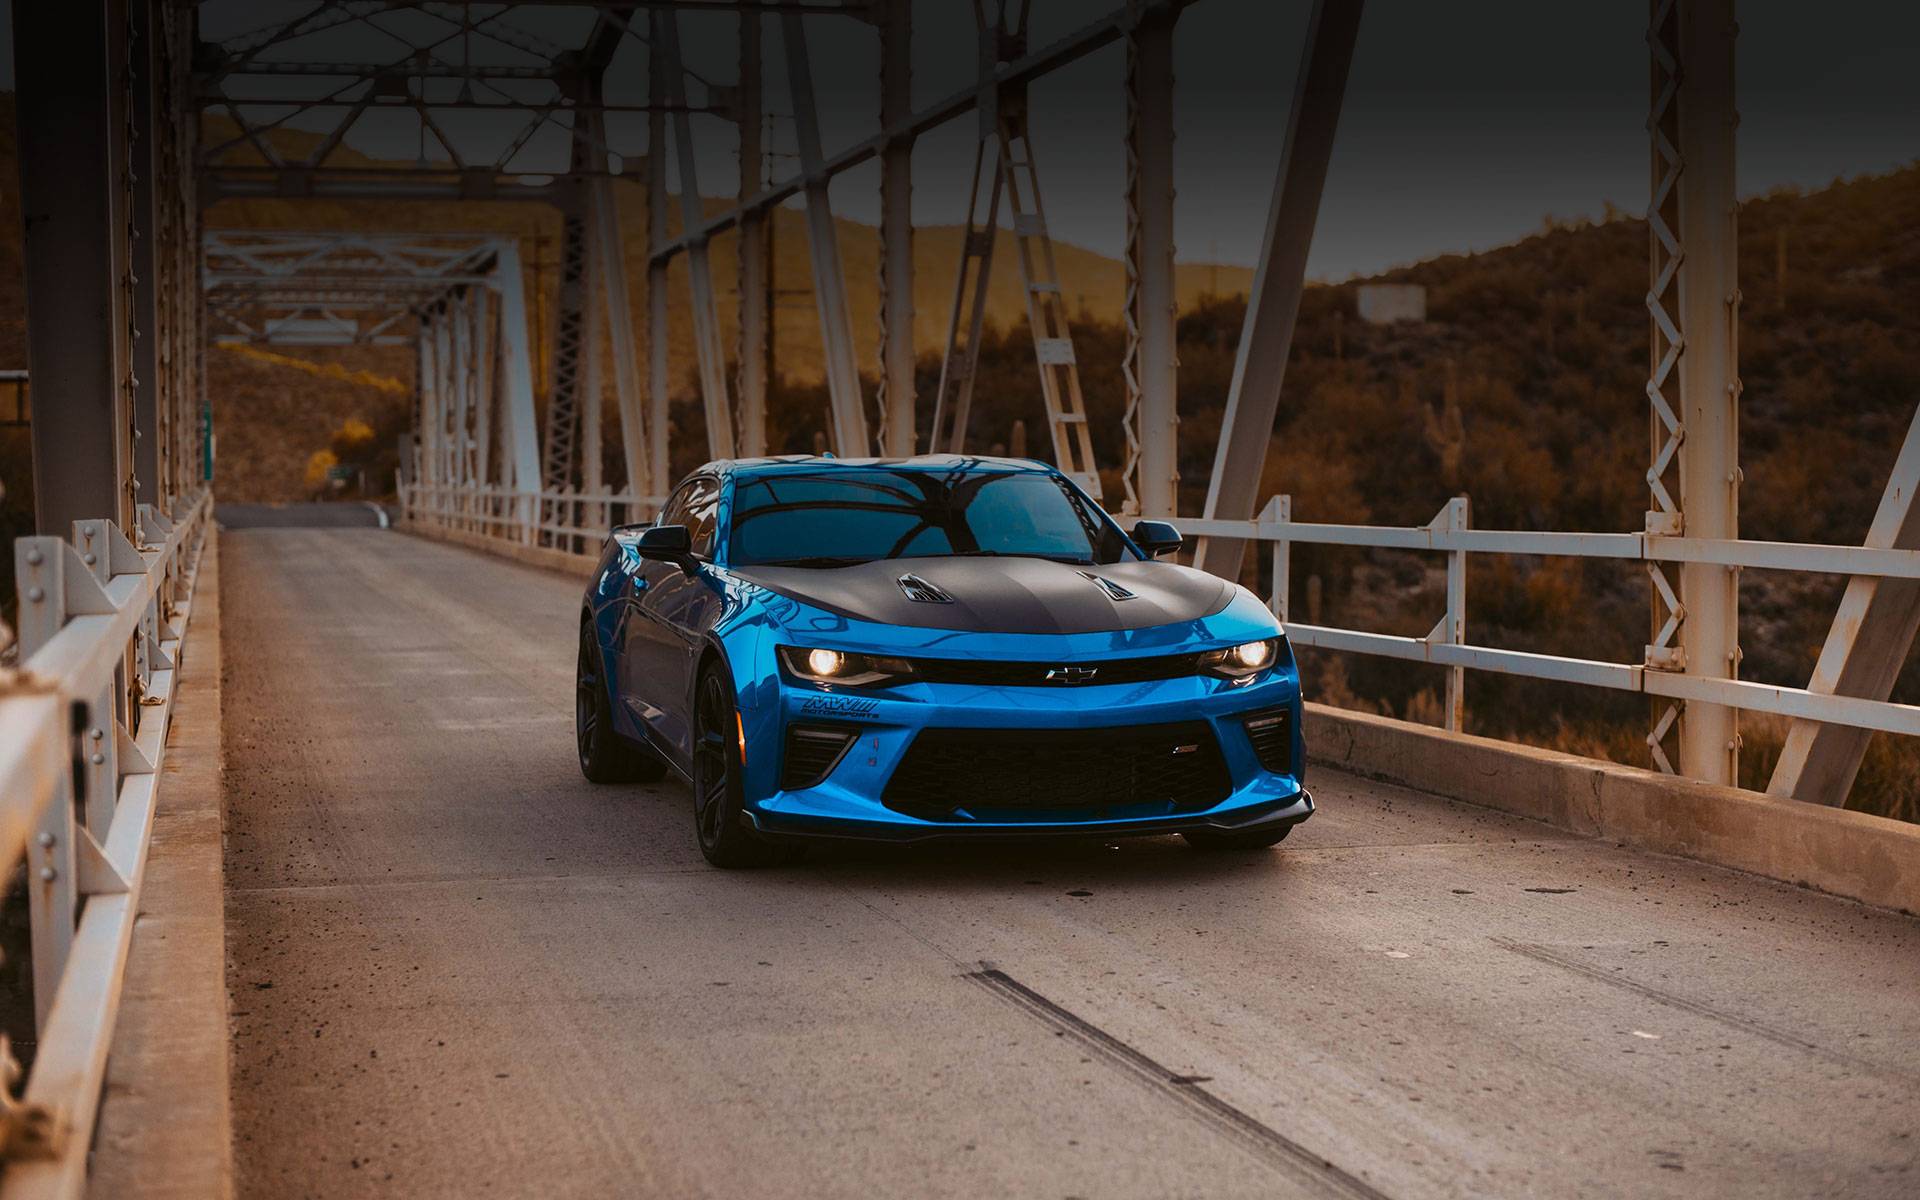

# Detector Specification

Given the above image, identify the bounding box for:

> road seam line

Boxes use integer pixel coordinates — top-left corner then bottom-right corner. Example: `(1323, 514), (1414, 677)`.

(967, 965), (1392, 1200)
(1492, 938), (1904, 1081)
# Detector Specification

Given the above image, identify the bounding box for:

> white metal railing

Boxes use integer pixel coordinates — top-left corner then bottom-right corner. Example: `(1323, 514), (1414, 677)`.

(1183, 495), (1920, 751)
(397, 483), (664, 553)
(0, 490), (211, 1197)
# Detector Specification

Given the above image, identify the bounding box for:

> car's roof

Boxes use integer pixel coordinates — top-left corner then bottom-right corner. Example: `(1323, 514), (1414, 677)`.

(691, 453), (1061, 482)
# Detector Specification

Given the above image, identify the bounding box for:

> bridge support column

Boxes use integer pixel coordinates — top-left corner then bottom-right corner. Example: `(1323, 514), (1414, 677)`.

(1193, 0), (1362, 580)
(128, 0), (164, 513)
(736, 10), (770, 459)
(1646, 0), (1741, 786)
(647, 36), (674, 493)
(588, 149), (651, 506)
(1123, 2), (1179, 521)
(659, 9), (738, 460)
(783, 11), (871, 456)
(16, 0), (138, 532)
(490, 242), (542, 543)
(876, 0), (917, 457)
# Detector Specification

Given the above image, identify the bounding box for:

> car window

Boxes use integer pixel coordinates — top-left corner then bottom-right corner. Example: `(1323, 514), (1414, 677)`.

(657, 479), (699, 529)
(682, 478), (721, 559)
(729, 469), (1130, 567)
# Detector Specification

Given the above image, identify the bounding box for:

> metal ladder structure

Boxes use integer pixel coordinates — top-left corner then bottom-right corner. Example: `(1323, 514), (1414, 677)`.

(930, 0), (1103, 500)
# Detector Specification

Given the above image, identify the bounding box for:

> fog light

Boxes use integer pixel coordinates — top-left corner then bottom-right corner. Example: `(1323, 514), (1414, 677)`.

(807, 648), (846, 677)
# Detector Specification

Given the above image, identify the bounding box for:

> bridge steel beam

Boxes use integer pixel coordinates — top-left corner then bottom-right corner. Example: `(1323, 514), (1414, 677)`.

(659, 8), (738, 460)
(490, 242), (544, 542)
(876, 0), (917, 457)
(1192, 0), (1362, 580)
(735, 9), (770, 459)
(1123, 1), (1180, 520)
(588, 154), (651, 502)
(16, 0), (138, 533)
(782, 10), (871, 457)
(128, 0), (164, 513)
(647, 35), (675, 489)
(1646, 0), (1741, 786)
(1767, 406), (1920, 806)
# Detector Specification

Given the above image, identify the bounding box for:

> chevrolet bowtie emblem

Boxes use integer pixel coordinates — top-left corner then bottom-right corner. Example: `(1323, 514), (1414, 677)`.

(1045, 666), (1099, 684)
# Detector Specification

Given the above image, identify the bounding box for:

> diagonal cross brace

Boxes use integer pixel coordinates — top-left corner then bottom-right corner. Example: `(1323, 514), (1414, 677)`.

(1767, 402), (1920, 806)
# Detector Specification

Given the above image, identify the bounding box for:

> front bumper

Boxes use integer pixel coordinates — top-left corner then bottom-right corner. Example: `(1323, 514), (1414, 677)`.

(737, 667), (1311, 843)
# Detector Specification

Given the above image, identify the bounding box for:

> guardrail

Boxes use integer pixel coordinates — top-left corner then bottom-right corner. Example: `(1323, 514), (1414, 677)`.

(0, 490), (210, 1197)
(1183, 495), (1920, 764)
(398, 483), (663, 555)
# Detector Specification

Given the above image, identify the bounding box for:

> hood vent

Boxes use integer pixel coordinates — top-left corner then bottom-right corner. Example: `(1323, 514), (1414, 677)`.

(1078, 571), (1136, 601)
(897, 573), (954, 604)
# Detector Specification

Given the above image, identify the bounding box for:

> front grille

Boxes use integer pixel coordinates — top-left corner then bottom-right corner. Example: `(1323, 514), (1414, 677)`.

(883, 721), (1231, 822)
(905, 651), (1203, 688)
(1242, 708), (1294, 773)
(781, 724), (857, 790)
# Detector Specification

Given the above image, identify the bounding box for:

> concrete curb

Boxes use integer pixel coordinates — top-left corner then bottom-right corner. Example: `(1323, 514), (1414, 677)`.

(1307, 702), (1920, 915)
(395, 519), (600, 579)
(90, 530), (233, 1199)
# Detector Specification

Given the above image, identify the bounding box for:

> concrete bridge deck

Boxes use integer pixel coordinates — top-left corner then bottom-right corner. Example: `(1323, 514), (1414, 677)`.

(213, 526), (1920, 1198)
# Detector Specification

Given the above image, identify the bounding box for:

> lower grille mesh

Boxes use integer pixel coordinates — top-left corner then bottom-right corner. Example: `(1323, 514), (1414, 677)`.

(1243, 708), (1294, 774)
(883, 721), (1230, 822)
(782, 724), (857, 790)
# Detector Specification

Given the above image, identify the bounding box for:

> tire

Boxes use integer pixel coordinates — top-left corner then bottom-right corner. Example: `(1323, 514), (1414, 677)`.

(576, 621), (668, 784)
(1180, 824), (1293, 852)
(690, 663), (787, 868)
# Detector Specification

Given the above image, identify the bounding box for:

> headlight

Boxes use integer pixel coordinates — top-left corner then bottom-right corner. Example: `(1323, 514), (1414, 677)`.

(1199, 637), (1279, 681)
(778, 645), (917, 687)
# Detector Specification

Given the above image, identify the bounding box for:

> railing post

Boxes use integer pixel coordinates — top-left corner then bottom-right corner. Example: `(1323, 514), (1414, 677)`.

(15, 536), (82, 1031)
(1264, 494), (1291, 622)
(1436, 496), (1469, 732)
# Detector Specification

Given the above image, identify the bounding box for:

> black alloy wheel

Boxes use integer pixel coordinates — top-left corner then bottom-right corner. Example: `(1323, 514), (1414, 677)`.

(576, 621), (666, 784)
(691, 664), (785, 867)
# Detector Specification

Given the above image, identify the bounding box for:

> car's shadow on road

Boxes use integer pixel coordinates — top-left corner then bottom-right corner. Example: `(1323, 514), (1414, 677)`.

(754, 828), (1296, 893)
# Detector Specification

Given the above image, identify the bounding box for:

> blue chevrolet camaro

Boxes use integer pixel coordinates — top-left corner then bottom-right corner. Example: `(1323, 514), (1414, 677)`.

(575, 454), (1312, 866)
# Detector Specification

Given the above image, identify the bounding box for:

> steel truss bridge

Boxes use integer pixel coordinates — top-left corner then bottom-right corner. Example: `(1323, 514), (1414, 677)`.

(1, 2), (1917, 1197)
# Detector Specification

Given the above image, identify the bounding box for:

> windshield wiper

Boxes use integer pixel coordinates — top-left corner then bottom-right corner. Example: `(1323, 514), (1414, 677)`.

(755, 555), (874, 568)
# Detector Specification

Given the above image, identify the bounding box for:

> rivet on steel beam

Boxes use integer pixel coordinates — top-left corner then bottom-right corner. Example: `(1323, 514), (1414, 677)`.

(36, 833), (53, 849)
(39, 868), (55, 883)
(24, 548), (42, 566)
(26, 587), (44, 603)
(90, 753), (105, 766)
(83, 552), (97, 566)
(89, 728), (103, 741)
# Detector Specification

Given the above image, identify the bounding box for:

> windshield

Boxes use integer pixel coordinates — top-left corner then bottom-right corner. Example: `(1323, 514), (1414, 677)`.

(729, 468), (1132, 567)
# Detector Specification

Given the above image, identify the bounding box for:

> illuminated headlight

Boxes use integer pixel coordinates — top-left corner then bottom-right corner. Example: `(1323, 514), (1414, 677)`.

(807, 648), (845, 677)
(778, 645), (916, 687)
(1199, 637), (1279, 681)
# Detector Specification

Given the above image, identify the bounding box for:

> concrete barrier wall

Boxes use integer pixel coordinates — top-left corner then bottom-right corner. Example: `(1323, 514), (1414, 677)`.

(398, 520), (601, 578)
(1307, 702), (1920, 915)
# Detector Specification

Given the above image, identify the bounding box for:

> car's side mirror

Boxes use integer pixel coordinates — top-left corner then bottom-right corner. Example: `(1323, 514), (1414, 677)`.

(635, 523), (698, 574)
(1131, 519), (1183, 558)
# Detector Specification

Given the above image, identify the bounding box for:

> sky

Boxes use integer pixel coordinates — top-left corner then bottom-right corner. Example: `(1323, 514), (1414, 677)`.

(6, 1), (1917, 280)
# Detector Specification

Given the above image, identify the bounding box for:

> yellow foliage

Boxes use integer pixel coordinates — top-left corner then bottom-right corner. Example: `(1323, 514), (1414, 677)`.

(217, 343), (408, 395)
(303, 449), (339, 489)
(337, 417), (376, 447)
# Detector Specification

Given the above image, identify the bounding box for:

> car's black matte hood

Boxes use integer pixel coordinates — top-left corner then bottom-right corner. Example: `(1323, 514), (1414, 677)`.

(730, 556), (1232, 634)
